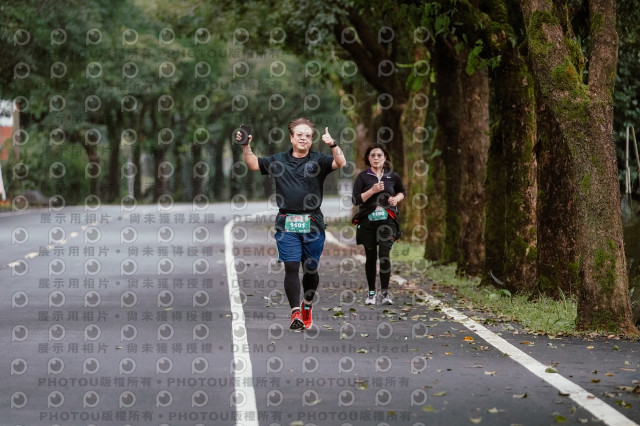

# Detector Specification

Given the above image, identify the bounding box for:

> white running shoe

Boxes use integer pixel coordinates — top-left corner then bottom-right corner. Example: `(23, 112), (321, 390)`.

(365, 291), (377, 305)
(380, 291), (393, 305)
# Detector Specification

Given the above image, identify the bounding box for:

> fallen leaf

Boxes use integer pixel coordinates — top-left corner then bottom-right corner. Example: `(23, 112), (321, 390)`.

(545, 367), (558, 373)
(423, 405), (437, 412)
(360, 333), (369, 337)
(616, 400), (632, 409)
(469, 417), (482, 424)
(432, 391), (447, 397)
(558, 391), (570, 396)
(554, 414), (568, 423)
(484, 371), (497, 376)
(445, 352), (453, 356)
(591, 379), (601, 383)
(605, 372), (614, 377)
(356, 349), (367, 354)
(520, 341), (531, 345)
(463, 336), (475, 342)
(587, 345), (594, 350)
(487, 407), (499, 414)
(512, 393), (527, 399)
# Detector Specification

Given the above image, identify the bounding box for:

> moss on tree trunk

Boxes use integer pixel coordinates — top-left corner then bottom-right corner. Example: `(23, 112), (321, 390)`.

(481, 115), (506, 285)
(424, 129), (446, 260)
(400, 45), (430, 240)
(521, 1), (636, 334)
(489, 47), (538, 293)
(436, 39), (489, 276)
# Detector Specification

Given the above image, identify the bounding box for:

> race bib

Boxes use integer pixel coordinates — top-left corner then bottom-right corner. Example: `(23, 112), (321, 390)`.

(367, 206), (388, 222)
(285, 214), (311, 233)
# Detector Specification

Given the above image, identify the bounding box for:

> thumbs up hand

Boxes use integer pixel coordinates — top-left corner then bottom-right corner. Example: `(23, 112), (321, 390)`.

(322, 127), (335, 146)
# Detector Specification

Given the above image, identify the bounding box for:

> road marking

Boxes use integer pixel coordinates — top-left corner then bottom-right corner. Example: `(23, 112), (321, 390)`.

(224, 214), (262, 426)
(325, 231), (638, 426)
(406, 281), (638, 426)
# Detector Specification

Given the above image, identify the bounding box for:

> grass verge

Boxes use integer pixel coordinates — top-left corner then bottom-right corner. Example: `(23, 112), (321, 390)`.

(391, 241), (577, 336)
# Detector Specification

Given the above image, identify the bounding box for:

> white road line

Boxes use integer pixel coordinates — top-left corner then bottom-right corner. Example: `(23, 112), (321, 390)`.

(411, 282), (638, 426)
(326, 231), (638, 426)
(224, 214), (263, 426)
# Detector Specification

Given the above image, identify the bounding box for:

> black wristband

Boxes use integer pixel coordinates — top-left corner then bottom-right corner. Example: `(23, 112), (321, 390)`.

(329, 141), (338, 148)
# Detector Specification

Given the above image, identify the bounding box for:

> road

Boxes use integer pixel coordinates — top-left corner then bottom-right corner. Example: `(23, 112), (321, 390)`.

(0, 199), (638, 425)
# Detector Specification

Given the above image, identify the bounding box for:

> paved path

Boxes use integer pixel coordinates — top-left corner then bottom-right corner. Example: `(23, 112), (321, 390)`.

(0, 200), (638, 425)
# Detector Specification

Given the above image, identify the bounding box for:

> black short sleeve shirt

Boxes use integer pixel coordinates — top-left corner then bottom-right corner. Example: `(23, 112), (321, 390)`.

(258, 148), (335, 231)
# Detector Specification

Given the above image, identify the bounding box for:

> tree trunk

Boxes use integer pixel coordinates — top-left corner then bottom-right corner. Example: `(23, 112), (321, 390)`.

(423, 137), (446, 260)
(424, 44), (450, 261)
(437, 39), (464, 266)
(192, 142), (203, 199)
(133, 102), (147, 201)
(80, 139), (100, 197)
(105, 110), (123, 203)
(458, 67), (490, 276)
(213, 138), (225, 201)
(483, 45), (538, 293)
(438, 39), (490, 276)
(521, 0), (636, 333)
(481, 115), (506, 285)
(400, 45), (429, 241)
(150, 110), (169, 200)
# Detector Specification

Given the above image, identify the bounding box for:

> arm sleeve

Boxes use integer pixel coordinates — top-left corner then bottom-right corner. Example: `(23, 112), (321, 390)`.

(394, 172), (407, 196)
(352, 173), (365, 205)
(319, 153), (335, 176)
(257, 155), (273, 176)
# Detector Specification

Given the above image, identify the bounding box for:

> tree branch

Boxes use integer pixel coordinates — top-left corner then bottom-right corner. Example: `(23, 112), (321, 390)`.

(333, 21), (389, 95)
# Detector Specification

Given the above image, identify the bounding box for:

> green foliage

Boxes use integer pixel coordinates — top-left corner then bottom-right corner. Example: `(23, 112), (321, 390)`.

(465, 40), (502, 75)
(0, 0), (350, 204)
(424, 263), (577, 335)
(391, 242), (576, 334)
(4, 130), (97, 203)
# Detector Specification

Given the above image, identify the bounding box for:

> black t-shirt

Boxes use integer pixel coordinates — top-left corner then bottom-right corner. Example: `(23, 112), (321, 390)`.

(258, 148), (335, 231)
(352, 168), (406, 216)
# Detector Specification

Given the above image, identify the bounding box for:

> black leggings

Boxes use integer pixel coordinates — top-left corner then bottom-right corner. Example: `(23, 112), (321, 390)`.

(284, 260), (319, 309)
(364, 245), (391, 292)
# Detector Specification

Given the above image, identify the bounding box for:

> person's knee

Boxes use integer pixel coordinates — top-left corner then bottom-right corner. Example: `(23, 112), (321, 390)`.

(302, 257), (319, 273)
(379, 257), (392, 273)
(284, 261), (299, 274)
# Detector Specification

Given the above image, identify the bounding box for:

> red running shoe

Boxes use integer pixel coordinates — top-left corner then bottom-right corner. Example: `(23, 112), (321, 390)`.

(301, 302), (313, 329)
(290, 310), (304, 330)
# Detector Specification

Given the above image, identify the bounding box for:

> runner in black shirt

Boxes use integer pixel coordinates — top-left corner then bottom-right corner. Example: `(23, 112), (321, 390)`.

(237, 117), (346, 330)
(352, 143), (405, 305)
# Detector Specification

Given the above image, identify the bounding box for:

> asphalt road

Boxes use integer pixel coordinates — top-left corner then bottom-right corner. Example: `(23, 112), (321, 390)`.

(0, 199), (638, 426)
